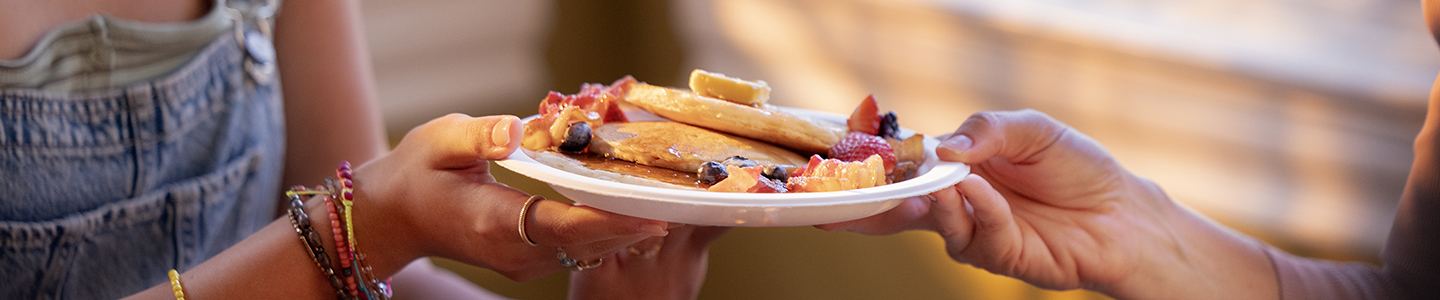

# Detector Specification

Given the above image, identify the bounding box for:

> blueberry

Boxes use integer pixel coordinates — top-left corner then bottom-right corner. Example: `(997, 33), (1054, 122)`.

(558, 122), (591, 153)
(722, 156), (758, 168)
(878, 111), (900, 139)
(763, 165), (790, 183)
(697, 161), (729, 185)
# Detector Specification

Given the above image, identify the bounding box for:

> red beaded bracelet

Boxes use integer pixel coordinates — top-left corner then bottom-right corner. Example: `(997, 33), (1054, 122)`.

(324, 194), (359, 298)
(333, 161), (391, 299)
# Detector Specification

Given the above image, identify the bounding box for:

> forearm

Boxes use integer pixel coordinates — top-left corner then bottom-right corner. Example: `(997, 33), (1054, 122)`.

(276, 0), (387, 188)
(390, 260), (509, 300)
(124, 197), (417, 299)
(1106, 177), (1279, 300)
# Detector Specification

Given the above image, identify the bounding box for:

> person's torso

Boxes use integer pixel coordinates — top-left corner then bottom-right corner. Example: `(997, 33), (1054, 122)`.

(0, 0), (212, 61)
(0, 0), (286, 298)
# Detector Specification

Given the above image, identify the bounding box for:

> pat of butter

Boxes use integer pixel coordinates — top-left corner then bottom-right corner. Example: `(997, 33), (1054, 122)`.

(688, 69), (771, 106)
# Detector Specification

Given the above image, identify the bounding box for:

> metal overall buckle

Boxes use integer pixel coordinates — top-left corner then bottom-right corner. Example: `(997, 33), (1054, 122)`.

(229, 0), (278, 84)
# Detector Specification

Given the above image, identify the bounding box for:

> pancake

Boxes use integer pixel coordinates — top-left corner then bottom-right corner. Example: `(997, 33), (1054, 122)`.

(528, 150), (700, 190)
(621, 83), (846, 154)
(588, 121), (808, 173)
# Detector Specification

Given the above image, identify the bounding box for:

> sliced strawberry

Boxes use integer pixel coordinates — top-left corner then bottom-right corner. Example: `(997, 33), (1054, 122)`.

(606, 76), (638, 97)
(602, 99), (627, 123)
(539, 92), (565, 115)
(829, 132), (896, 173)
(847, 95), (881, 135)
(794, 154), (823, 176)
(571, 83), (601, 107)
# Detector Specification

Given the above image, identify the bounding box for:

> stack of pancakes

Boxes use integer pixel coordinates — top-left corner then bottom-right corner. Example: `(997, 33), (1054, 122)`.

(529, 81), (849, 189)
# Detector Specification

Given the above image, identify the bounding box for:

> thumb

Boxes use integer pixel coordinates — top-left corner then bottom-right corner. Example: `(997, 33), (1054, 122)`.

(407, 114), (522, 170)
(937, 109), (1068, 164)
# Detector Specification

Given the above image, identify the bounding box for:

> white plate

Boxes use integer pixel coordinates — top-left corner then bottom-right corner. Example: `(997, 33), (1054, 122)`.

(495, 107), (969, 227)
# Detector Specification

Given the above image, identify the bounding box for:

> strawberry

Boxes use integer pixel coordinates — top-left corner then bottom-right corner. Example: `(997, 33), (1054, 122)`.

(602, 98), (627, 123)
(796, 154), (823, 176)
(847, 95), (881, 135)
(829, 132), (896, 172)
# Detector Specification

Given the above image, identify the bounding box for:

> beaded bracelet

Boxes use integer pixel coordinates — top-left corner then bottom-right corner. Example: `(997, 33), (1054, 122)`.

(331, 164), (364, 298)
(305, 161), (390, 300)
(324, 194), (359, 298)
(285, 187), (349, 299)
(332, 162), (394, 299)
(167, 269), (186, 300)
(282, 161), (393, 300)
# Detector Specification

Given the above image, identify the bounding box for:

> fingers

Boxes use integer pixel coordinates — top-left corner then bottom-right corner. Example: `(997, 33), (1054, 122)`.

(614, 225), (729, 265)
(527, 199), (669, 247)
(412, 114), (523, 170)
(938, 109), (1068, 164)
(950, 174), (1021, 262)
(816, 196), (934, 234)
(929, 185), (973, 255)
(562, 235), (653, 262)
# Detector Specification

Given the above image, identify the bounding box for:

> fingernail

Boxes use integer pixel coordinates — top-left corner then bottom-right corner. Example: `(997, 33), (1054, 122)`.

(937, 134), (973, 157)
(490, 118), (514, 147)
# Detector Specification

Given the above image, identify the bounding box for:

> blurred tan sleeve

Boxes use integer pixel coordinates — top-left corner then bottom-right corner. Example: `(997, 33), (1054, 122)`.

(1264, 247), (1395, 299)
(1263, 62), (1440, 300)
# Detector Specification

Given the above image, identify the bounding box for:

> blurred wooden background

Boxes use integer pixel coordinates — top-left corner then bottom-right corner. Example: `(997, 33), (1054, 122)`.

(357, 0), (1435, 299)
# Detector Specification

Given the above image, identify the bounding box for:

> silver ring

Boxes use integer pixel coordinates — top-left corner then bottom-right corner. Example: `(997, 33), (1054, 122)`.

(556, 249), (603, 271)
(518, 195), (543, 246)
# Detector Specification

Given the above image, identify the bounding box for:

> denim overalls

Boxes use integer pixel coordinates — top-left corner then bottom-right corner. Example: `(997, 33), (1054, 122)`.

(0, 0), (286, 298)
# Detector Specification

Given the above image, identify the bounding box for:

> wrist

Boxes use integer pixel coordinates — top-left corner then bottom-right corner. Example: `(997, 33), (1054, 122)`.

(1074, 174), (1177, 297)
(1097, 176), (1193, 298)
(1104, 175), (1278, 300)
(351, 173), (423, 278)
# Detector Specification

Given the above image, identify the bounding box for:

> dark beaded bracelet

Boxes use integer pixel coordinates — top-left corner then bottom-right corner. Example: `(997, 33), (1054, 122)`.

(286, 188), (349, 300)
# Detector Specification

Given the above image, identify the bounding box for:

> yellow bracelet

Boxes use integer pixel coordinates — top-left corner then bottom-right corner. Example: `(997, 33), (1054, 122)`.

(167, 269), (186, 300)
(343, 199), (356, 250)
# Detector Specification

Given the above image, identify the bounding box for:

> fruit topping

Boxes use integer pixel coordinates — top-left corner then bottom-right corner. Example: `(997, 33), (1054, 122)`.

(787, 154), (887, 192)
(706, 165), (755, 192)
(829, 132), (896, 172)
(847, 95), (880, 135)
(558, 122), (591, 153)
(707, 165), (788, 193)
(751, 176), (788, 193)
(697, 161), (729, 186)
(523, 77), (636, 151)
(762, 165), (791, 183)
(888, 133), (925, 165)
(878, 111), (900, 139)
(888, 161), (919, 183)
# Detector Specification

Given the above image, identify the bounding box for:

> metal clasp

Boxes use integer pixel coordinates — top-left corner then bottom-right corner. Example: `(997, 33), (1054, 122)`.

(228, 0), (278, 84)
